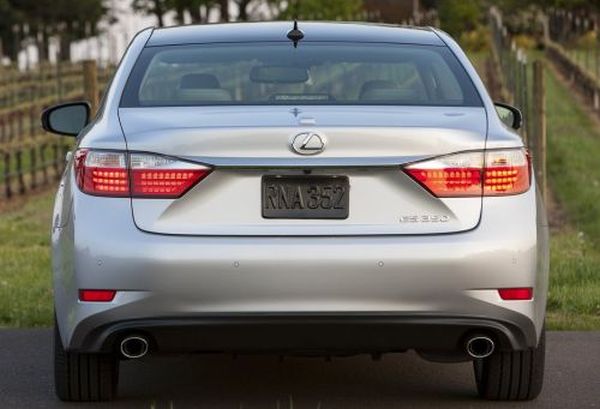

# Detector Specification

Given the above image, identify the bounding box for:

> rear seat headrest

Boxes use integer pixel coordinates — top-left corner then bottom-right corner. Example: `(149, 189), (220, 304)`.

(179, 73), (221, 89)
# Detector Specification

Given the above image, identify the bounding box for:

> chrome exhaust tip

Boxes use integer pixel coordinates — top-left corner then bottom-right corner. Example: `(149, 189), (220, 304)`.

(120, 335), (149, 359)
(465, 335), (495, 359)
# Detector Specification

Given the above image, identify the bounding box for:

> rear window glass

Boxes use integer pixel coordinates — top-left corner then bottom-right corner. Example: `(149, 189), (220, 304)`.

(121, 42), (482, 107)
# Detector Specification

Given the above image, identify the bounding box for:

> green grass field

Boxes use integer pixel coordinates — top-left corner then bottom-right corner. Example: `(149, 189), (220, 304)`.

(0, 57), (599, 329)
(544, 64), (600, 330)
(0, 193), (54, 326)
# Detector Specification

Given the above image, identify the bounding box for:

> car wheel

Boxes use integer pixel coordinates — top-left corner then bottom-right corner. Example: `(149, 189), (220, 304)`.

(474, 327), (545, 400)
(54, 318), (119, 401)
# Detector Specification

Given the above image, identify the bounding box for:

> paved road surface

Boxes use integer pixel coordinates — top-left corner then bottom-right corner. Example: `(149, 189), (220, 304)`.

(0, 330), (598, 408)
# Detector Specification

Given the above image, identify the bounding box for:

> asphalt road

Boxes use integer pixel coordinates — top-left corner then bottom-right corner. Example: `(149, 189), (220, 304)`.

(0, 330), (598, 409)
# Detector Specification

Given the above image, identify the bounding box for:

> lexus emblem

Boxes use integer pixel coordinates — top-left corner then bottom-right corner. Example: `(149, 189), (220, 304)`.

(291, 132), (326, 155)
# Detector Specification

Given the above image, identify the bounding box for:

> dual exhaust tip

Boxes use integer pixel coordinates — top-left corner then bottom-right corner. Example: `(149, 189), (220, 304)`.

(465, 335), (495, 359)
(120, 335), (149, 359)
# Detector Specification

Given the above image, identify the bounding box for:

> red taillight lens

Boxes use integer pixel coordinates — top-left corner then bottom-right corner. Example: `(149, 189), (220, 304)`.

(75, 149), (129, 196)
(498, 287), (533, 300)
(129, 153), (211, 198)
(74, 150), (212, 198)
(79, 289), (116, 302)
(404, 149), (530, 197)
(483, 149), (530, 196)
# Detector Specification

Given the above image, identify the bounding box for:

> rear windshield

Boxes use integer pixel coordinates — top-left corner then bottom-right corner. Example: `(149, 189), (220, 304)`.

(121, 42), (482, 107)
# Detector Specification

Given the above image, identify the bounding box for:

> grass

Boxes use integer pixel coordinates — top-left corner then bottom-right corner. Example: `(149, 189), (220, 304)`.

(0, 192), (54, 327)
(545, 66), (600, 244)
(547, 231), (600, 330)
(544, 63), (600, 330)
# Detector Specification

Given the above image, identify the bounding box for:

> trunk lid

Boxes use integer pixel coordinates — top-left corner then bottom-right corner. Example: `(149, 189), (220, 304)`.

(118, 106), (487, 236)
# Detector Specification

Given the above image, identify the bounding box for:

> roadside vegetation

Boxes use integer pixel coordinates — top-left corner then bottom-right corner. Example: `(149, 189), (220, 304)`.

(544, 66), (600, 330)
(0, 193), (54, 327)
(0, 51), (599, 330)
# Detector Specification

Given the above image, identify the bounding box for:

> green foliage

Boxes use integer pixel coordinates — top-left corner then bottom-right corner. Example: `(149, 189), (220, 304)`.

(0, 0), (107, 62)
(438, 0), (481, 38)
(459, 26), (490, 52)
(277, 0), (364, 21)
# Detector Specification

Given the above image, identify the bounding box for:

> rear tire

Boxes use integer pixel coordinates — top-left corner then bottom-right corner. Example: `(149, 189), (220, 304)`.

(54, 319), (119, 401)
(474, 328), (545, 400)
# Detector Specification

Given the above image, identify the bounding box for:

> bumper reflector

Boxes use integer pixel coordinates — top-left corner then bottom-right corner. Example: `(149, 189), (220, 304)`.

(79, 289), (117, 302)
(498, 287), (533, 300)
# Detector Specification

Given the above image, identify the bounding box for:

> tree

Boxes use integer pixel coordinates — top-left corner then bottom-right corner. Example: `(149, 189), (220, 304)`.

(437, 0), (481, 37)
(275, 0), (364, 20)
(235, 0), (254, 21)
(0, 0), (20, 61)
(132, 0), (169, 26)
(218, 0), (229, 21)
(0, 0), (107, 63)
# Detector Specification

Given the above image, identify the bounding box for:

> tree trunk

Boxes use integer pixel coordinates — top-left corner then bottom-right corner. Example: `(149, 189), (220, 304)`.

(189, 6), (202, 24)
(4, 31), (19, 63)
(219, 0), (229, 22)
(37, 28), (49, 63)
(175, 5), (185, 24)
(59, 26), (72, 62)
(237, 0), (252, 21)
(156, 12), (165, 27)
(155, 0), (166, 27)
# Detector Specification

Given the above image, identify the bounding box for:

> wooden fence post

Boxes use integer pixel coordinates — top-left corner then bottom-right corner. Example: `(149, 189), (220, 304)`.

(83, 60), (99, 115)
(533, 60), (547, 206)
(3, 152), (10, 198)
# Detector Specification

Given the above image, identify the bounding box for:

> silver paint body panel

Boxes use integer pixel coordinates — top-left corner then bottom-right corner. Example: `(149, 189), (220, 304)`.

(53, 23), (548, 352)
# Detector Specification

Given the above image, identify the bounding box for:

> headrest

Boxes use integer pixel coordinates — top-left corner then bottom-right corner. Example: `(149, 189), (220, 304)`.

(359, 80), (397, 99)
(179, 73), (221, 89)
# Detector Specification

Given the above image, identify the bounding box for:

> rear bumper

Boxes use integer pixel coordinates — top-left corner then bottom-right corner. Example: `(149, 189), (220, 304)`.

(74, 313), (535, 355)
(53, 182), (548, 354)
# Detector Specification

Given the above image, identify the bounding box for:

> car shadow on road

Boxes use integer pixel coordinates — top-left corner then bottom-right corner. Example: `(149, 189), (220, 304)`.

(114, 352), (479, 408)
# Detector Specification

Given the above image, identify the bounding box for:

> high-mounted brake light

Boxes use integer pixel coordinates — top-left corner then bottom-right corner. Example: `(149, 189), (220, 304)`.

(404, 148), (530, 197)
(74, 150), (211, 198)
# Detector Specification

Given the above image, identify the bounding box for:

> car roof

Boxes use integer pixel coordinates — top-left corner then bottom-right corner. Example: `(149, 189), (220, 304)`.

(146, 21), (445, 47)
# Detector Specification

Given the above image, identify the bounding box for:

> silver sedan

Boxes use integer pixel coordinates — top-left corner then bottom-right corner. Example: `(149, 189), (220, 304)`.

(42, 21), (548, 402)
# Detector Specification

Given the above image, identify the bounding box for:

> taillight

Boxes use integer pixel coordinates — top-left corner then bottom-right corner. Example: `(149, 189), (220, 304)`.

(483, 149), (530, 196)
(129, 153), (211, 198)
(404, 148), (530, 197)
(74, 149), (211, 198)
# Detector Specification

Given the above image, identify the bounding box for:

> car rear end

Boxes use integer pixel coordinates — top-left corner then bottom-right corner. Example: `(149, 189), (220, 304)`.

(51, 23), (548, 401)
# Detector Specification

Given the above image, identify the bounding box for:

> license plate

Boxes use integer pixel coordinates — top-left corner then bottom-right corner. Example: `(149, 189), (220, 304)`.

(262, 175), (349, 219)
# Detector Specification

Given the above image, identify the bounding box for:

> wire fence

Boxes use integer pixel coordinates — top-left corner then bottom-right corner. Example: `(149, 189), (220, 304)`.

(548, 10), (600, 81)
(489, 7), (547, 203)
(546, 9), (600, 116)
(0, 62), (113, 201)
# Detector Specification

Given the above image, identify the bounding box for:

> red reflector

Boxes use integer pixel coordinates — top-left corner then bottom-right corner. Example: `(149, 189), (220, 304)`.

(498, 287), (533, 300)
(79, 290), (116, 302)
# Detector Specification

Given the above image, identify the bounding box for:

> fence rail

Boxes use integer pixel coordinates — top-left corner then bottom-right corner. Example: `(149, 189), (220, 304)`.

(489, 7), (547, 203)
(0, 61), (113, 201)
(545, 9), (600, 117)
